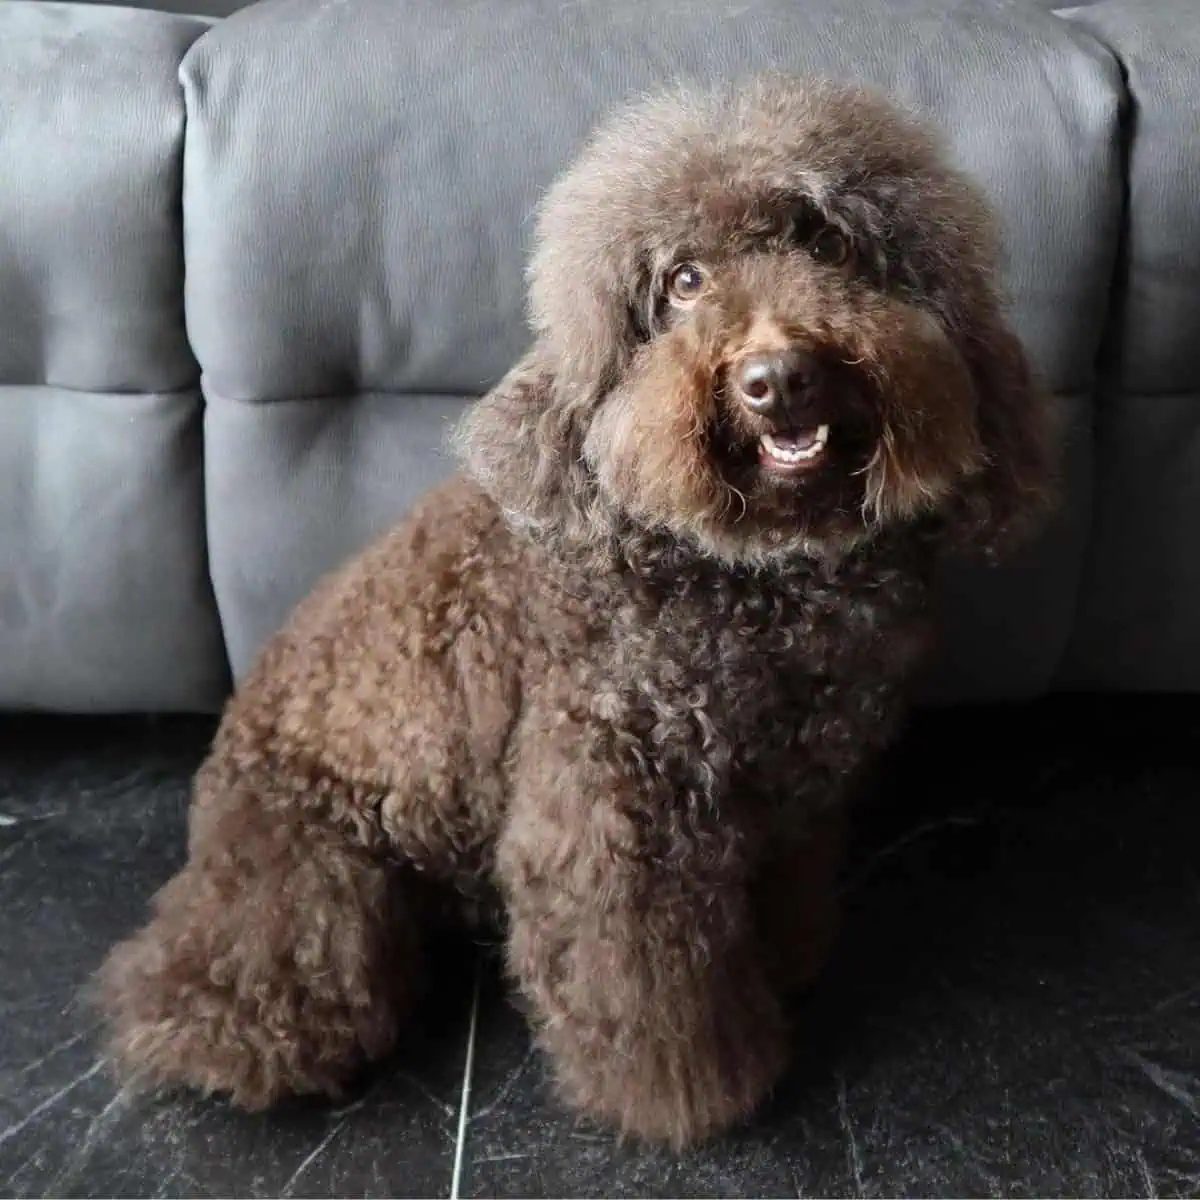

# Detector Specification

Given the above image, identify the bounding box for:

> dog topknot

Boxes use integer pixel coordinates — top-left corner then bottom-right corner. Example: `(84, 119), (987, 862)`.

(96, 76), (1057, 1149)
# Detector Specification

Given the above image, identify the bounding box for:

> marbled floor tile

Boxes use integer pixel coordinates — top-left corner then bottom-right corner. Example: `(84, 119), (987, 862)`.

(454, 699), (1200, 1198)
(2, 701), (1200, 1198)
(0, 717), (470, 1200)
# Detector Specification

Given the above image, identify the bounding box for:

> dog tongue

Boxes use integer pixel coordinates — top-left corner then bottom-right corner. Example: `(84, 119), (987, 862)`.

(773, 428), (821, 451)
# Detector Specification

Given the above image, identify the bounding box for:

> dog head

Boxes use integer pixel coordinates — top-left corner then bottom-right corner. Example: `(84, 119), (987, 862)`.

(458, 76), (1056, 567)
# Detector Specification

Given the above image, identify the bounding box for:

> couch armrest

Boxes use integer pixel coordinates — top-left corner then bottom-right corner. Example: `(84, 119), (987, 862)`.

(1058, 0), (1200, 690)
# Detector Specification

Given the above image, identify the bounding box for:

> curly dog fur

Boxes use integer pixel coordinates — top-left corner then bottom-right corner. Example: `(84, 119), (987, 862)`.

(96, 76), (1056, 1147)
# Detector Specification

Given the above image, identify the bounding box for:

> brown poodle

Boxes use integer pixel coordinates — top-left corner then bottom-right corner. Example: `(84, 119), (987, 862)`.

(96, 75), (1056, 1148)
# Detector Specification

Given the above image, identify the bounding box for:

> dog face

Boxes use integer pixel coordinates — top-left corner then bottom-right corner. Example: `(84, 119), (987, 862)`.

(460, 77), (1055, 566)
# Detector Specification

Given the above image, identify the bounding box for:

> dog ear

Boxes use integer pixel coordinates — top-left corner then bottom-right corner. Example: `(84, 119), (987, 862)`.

(528, 264), (649, 406)
(942, 312), (1061, 562)
(526, 162), (654, 401)
(453, 349), (598, 542)
(456, 212), (651, 544)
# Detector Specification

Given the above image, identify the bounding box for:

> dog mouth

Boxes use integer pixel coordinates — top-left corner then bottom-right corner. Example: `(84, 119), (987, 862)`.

(758, 425), (830, 473)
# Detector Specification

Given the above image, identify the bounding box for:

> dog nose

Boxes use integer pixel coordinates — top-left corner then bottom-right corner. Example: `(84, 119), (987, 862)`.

(735, 349), (823, 419)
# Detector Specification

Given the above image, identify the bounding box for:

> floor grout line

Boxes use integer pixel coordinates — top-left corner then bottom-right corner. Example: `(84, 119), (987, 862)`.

(449, 957), (483, 1200)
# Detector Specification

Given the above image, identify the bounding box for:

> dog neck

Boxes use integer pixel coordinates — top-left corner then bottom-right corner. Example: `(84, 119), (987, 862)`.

(535, 517), (931, 614)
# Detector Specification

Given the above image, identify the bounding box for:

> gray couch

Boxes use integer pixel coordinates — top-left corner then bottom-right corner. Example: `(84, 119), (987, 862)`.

(1, 0), (1197, 714)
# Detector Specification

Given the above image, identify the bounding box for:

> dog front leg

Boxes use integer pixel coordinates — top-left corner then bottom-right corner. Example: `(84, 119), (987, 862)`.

(498, 749), (789, 1147)
(95, 751), (420, 1108)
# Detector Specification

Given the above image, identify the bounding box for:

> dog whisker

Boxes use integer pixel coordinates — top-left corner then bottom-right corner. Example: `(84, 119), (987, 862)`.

(722, 482), (750, 523)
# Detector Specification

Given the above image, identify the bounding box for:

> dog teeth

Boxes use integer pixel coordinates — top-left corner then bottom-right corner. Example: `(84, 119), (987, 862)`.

(761, 425), (829, 464)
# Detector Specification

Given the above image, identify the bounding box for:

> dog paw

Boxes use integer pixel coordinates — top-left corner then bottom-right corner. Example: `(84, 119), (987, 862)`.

(94, 921), (392, 1109)
(546, 1000), (790, 1147)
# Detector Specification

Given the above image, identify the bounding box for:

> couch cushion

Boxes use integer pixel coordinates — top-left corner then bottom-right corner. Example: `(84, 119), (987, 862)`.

(1063, 0), (1200, 397)
(183, 0), (1122, 700)
(0, 2), (229, 711)
(1058, 0), (1200, 690)
(0, 387), (228, 711)
(182, 0), (1120, 403)
(204, 390), (468, 673)
(0, 2), (202, 393)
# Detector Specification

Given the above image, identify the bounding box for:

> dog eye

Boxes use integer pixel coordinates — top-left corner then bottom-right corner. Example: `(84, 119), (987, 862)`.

(810, 227), (852, 267)
(666, 263), (707, 304)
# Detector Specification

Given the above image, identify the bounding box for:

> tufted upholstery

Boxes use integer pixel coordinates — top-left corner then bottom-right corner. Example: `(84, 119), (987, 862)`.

(0, 2), (227, 710)
(0, 0), (1197, 710)
(1059, 0), (1200, 690)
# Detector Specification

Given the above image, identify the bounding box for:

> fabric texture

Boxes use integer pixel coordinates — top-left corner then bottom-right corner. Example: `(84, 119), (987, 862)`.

(1059, 0), (1200, 690)
(0, 0), (1197, 708)
(0, 2), (228, 712)
(182, 0), (1121, 700)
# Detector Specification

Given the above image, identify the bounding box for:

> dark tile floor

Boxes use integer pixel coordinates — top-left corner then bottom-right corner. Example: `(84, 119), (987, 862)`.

(1, 699), (1199, 1198)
